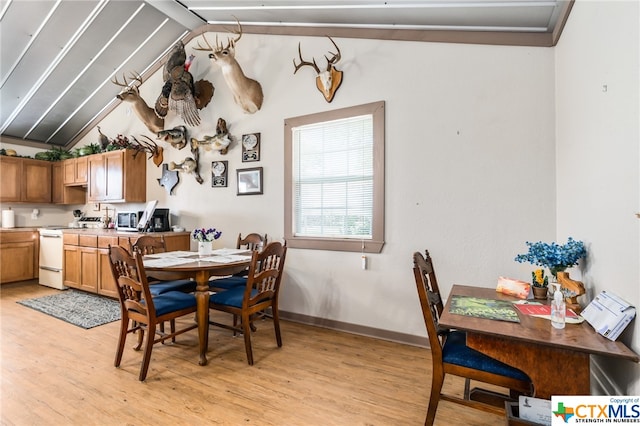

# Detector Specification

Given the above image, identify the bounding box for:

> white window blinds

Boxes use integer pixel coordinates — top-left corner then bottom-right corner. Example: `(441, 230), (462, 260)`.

(292, 114), (374, 239)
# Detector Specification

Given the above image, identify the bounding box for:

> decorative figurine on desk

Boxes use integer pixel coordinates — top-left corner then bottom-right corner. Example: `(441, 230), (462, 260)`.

(557, 271), (586, 314)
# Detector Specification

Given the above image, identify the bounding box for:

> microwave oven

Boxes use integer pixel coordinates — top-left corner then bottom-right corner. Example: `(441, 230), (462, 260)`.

(115, 211), (141, 231)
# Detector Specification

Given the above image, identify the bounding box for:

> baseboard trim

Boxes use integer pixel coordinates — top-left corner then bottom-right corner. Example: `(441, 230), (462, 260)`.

(279, 310), (429, 348)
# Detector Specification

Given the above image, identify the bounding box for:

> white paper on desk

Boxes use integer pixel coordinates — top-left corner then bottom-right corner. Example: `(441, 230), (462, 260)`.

(211, 248), (249, 256)
(145, 251), (195, 259)
(519, 396), (551, 425)
(143, 257), (195, 268)
(199, 255), (252, 264)
(580, 290), (636, 341)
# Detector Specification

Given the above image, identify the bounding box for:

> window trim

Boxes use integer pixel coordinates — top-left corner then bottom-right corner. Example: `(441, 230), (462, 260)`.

(284, 101), (385, 253)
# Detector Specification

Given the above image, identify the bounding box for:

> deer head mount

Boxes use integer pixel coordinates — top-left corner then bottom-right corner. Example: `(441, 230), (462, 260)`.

(293, 36), (343, 103)
(194, 19), (264, 114)
(112, 72), (165, 134)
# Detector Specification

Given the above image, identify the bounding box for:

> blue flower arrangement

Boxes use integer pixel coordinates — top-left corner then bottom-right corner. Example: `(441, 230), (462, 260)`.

(515, 237), (586, 276)
(192, 227), (222, 242)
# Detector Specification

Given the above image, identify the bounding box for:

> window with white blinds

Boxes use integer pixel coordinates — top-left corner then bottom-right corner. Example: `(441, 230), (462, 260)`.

(284, 101), (385, 253)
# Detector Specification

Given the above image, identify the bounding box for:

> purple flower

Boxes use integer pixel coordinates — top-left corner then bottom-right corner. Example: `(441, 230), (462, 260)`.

(192, 227), (222, 242)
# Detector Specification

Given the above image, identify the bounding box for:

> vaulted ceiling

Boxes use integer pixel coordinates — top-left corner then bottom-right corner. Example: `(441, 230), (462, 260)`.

(0, 0), (573, 150)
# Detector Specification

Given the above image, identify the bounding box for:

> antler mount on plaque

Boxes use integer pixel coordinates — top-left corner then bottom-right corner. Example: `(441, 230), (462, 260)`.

(293, 36), (343, 103)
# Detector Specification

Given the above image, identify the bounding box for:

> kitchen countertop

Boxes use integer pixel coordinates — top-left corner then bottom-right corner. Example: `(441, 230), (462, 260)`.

(61, 228), (190, 237)
(0, 227), (189, 236)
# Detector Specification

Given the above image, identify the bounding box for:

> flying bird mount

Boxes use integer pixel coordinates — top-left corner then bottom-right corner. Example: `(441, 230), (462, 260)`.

(155, 41), (214, 127)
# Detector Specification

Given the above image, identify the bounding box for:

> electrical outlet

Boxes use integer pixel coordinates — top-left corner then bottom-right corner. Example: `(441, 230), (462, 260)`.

(93, 203), (100, 211)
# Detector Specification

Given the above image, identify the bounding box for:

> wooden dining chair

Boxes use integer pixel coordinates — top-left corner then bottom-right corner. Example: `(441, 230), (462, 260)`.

(209, 241), (287, 365)
(209, 232), (267, 291)
(130, 235), (196, 295)
(108, 245), (198, 381)
(412, 250), (533, 425)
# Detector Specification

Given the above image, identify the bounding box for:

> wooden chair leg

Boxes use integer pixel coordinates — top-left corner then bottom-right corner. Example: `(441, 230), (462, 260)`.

(139, 323), (156, 382)
(170, 319), (176, 343)
(272, 305), (282, 347)
(241, 312), (254, 365)
(134, 327), (144, 351)
(114, 313), (129, 367)
(426, 371), (445, 426)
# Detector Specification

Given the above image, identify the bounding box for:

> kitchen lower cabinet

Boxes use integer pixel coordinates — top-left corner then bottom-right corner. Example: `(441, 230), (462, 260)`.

(62, 231), (188, 297)
(78, 247), (99, 293)
(0, 230), (39, 283)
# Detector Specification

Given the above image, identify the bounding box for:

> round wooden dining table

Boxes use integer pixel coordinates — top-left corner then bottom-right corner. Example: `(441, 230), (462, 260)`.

(144, 253), (250, 366)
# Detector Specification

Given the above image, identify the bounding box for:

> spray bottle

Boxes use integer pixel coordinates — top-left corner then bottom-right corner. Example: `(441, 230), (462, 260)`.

(551, 282), (566, 329)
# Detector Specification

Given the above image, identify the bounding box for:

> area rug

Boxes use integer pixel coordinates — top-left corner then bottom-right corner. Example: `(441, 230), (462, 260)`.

(17, 290), (121, 329)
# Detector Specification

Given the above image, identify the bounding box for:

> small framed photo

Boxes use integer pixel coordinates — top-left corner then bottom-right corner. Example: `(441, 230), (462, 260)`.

(237, 167), (263, 195)
(242, 133), (260, 162)
(211, 161), (228, 187)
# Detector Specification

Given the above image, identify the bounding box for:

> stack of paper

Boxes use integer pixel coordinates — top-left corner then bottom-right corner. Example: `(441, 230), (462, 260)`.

(581, 291), (636, 341)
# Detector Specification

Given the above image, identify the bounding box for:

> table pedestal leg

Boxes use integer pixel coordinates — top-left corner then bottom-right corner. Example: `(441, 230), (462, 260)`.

(194, 270), (210, 366)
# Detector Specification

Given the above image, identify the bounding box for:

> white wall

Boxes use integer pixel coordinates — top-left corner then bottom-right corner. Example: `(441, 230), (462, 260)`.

(3, 25), (556, 340)
(66, 33), (555, 338)
(555, 0), (639, 395)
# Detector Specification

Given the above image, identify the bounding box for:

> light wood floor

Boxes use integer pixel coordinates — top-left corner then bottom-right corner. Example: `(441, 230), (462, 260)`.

(1, 281), (505, 425)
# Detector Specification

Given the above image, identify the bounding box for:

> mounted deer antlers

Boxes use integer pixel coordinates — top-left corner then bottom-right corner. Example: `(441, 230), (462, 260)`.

(194, 19), (263, 114)
(112, 72), (165, 134)
(129, 135), (164, 167)
(293, 36), (343, 103)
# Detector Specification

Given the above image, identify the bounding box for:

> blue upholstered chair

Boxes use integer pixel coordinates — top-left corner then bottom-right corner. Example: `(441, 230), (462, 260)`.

(108, 245), (198, 381)
(130, 235), (196, 295)
(209, 241), (287, 365)
(209, 232), (267, 291)
(412, 250), (533, 425)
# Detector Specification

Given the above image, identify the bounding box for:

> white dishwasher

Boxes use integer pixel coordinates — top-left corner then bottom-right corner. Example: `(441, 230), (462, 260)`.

(38, 228), (67, 290)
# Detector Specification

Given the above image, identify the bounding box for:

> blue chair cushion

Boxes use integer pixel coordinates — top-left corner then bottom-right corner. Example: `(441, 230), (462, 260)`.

(210, 287), (258, 308)
(209, 276), (247, 290)
(442, 331), (530, 382)
(151, 291), (197, 317)
(148, 279), (196, 296)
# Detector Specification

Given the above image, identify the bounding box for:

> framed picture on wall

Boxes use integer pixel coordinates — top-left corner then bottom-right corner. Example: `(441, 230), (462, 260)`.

(237, 167), (263, 195)
(211, 161), (228, 187)
(242, 133), (260, 162)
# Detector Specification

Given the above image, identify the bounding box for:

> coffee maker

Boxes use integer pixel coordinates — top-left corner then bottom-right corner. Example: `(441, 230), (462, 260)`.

(138, 208), (171, 232)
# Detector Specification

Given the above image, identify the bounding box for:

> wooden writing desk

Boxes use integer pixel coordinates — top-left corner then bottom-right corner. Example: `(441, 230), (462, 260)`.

(144, 253), (250, 366)
(439, 285), (638, 399)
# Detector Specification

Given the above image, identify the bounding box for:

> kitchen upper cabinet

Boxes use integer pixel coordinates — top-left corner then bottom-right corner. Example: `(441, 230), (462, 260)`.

(63, 157), (88, 185)
(88, 149), (145, 203)
(52, 163), (86, 205)
(0, 157), (52, 203)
